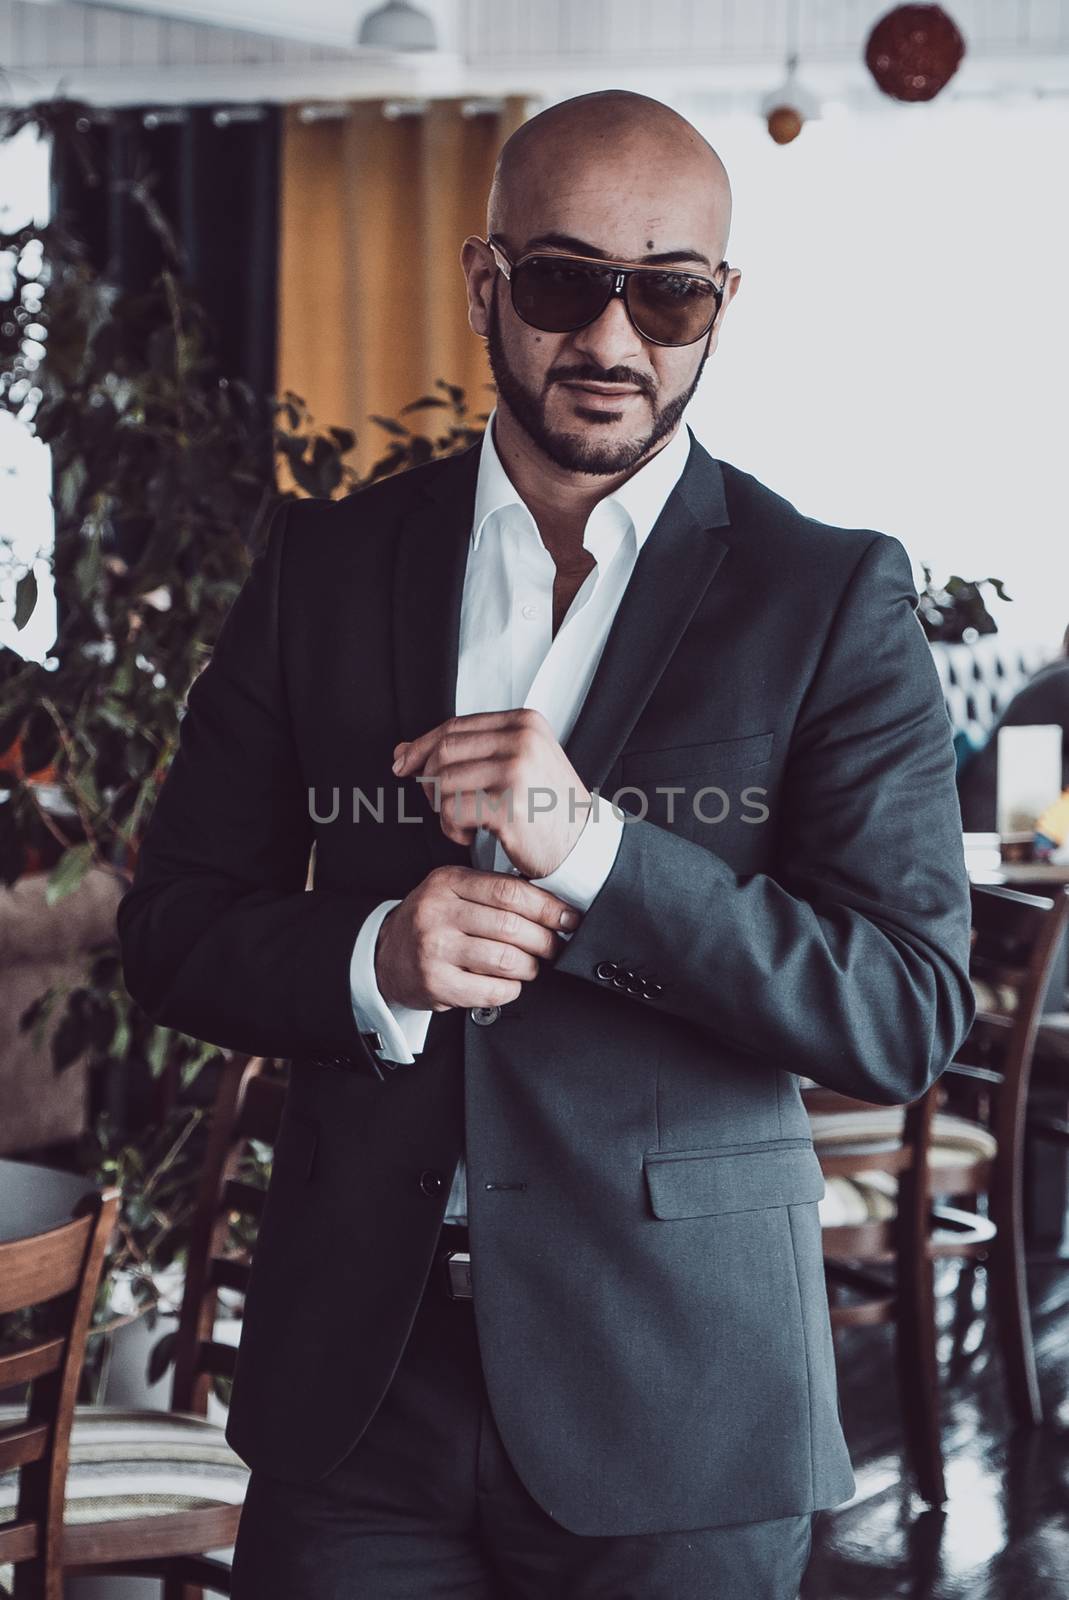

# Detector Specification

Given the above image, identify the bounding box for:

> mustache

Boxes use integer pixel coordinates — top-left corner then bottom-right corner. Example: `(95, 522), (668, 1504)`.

(549, 368), (655, 397)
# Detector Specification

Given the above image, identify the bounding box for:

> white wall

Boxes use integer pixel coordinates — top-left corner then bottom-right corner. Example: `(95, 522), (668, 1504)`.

(678, 92), (1069, 650)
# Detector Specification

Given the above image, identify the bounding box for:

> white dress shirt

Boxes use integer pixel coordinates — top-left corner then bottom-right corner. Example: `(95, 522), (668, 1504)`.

(349, 406), (693, 1221)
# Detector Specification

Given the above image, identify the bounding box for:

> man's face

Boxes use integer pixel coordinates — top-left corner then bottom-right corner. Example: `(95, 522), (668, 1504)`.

(464, 161), (739, 478)
(484, 276), (713, 477)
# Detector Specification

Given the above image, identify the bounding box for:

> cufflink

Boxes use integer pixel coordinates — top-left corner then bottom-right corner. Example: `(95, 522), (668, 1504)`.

(357, 1031), (395, 1081)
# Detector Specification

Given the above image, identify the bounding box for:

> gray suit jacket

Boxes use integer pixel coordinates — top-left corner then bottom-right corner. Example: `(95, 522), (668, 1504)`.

(116, 428), (975, 1536)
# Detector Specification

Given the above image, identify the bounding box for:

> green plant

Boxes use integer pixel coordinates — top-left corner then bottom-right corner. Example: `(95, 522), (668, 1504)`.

(915, 565), (1013, 643)
(0, 96), (489, 1113)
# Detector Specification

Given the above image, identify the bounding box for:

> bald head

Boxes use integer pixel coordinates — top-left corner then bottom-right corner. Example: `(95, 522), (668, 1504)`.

(488, 90), (732, 264)
(464, 89), (741, 481)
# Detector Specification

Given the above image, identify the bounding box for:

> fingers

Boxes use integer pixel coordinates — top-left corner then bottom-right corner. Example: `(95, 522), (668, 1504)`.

(432, 971), (525, 1009)
(452, 933), (542, 983)
(447, 866), (581, 933)
(389, 866), (582, 1011)
(453, 899), (566, 962)
(394, 709), (549, 778)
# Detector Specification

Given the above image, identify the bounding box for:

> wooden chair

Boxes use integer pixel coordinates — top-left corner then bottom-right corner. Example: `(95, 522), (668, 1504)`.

(0, 1053), (286, 1599)
(0, 1185), (120, 1600)
(807, 1084), (946, 1505)
(1025, 1007), (1069, 1243)
(928, 884), (1069, 1423)
(806, 882), (1069, 1503)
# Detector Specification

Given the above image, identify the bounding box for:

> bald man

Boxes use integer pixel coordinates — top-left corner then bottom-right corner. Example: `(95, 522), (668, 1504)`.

(120, 90), (974, 1598)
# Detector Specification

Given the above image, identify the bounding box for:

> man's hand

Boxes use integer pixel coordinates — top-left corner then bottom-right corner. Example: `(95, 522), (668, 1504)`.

(392, 709), (592, 879)
(375, 864), (582, 1012)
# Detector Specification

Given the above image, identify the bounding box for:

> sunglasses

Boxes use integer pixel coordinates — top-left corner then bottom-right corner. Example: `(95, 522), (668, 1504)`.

(486, 234), (729, 349)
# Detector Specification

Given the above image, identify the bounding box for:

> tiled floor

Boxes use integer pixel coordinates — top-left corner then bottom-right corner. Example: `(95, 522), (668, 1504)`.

(802, 1258), (1069, 1599)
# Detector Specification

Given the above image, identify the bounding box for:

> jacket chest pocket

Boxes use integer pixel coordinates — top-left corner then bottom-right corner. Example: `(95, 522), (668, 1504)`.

(615, 731), (774, 842)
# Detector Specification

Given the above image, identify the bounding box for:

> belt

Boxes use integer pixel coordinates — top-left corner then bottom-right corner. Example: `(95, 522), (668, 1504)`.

(436, 1222), (472, 1301)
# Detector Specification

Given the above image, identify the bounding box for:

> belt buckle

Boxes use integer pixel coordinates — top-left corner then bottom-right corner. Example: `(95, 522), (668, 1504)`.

(443, 1249), (473, 1300)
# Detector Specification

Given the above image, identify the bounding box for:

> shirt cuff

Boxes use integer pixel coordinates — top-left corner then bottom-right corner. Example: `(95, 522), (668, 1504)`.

(530, 796), (625, 924)
(349, 899), (434, 1065)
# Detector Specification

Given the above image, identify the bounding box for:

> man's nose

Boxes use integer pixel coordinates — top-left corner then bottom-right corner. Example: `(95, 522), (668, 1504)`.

(568, 289), (646, 373)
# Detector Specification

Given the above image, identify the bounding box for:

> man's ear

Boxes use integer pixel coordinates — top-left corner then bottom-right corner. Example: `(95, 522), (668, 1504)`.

(705, 267), (742, 354)
(722, 266), (743, 314)
(461, 236), (494, 339)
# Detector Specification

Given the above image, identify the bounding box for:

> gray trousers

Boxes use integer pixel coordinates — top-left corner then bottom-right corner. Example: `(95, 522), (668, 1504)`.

(231, 1244), (814, 1599)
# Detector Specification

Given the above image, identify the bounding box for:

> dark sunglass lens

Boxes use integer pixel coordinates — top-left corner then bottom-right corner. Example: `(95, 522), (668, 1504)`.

(512, 258), (614, 333)
(629, 271), (717, 345)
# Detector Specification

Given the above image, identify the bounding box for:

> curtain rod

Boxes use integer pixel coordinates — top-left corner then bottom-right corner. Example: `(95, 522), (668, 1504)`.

(298, 96), (506, 122)
(81, 97), (506, 129)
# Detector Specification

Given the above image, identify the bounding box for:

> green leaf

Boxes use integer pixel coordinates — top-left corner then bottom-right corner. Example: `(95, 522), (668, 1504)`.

(96, 698), (135, 734)
(57, 457), (88, 520)
(147, 1328), (178, 1385)
(13, 570), (38, 630)
(74, 533), (103, 600)
(77, 769), (102, 812)
(52, 999), (90, 1072)
(146, 1027), (173, 1079)
(111, 1015), (130, 1061)
(368, 414), (410, 438)
(399, 396), (449, 414)
(45, 842), (93, 906)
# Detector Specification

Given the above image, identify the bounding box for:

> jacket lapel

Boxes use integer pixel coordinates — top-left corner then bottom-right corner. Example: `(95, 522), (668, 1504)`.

(392, 443), (482, 870)
(561, 433), (730, 795)
(391, 429), (732, 869)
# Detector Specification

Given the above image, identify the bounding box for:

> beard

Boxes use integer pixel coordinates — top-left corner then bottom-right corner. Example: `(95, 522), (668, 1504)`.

(484, 282), (712, 477)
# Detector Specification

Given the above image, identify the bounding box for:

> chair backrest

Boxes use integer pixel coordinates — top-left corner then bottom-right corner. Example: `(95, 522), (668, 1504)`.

(0, 1185), (119, 1600)
(928, 634), (1054, 745)
(169, 1054), (286, 1416)
(809, 1088), (937, 1278)
(812, 885), (1069, 1249)
(952, 882), (1069, 1191)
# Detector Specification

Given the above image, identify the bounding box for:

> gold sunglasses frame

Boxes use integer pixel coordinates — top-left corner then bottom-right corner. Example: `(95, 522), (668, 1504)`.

(484, 233), (730, 348)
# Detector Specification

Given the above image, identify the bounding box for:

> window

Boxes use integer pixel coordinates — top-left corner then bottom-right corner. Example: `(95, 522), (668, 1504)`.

(1, 124), (53, 664)
(684, 95), (1068, 649)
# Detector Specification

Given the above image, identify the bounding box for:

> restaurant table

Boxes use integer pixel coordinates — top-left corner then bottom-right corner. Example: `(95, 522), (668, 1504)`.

(963, 845), (1069, 1247)
(988, 862), (1069, 889)
(962, 837), (1069, 1014)
(0, 1156), (94, 1244)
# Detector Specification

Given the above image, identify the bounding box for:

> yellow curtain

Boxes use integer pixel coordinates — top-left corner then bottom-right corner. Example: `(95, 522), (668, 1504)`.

(278, 96), (529, 487)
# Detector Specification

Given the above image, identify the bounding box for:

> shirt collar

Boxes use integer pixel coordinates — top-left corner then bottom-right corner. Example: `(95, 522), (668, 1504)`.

(471, 405), (692, 554)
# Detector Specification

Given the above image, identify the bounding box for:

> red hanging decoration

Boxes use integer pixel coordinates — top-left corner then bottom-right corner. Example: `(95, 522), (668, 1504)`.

(865, 5), (966, 102)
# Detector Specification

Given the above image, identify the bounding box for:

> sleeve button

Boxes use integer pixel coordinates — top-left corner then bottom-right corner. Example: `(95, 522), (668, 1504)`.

(470, 1006), (501, 1026)
(594, 962), (618, 980)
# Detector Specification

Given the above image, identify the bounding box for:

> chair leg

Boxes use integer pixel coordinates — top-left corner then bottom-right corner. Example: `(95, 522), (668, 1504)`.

(987, 1209), (1043, 1425)
(895, 1252), (946, 1507)
(163, 1584), (204, 1600)
(946, 1258), (981, 1373)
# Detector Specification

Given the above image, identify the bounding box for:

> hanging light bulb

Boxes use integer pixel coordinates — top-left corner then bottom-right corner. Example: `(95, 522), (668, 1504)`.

(761, 55), (821, 144)
(356, 0), (438, 51)
(760, 0), (820, 145)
